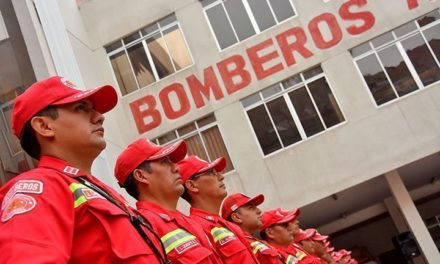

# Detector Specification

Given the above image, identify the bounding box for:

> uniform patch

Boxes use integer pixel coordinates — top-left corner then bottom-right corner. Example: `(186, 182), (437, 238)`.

(2, 180), (43, 210)
(81, 189), (101, 200)
(219, 235), (236, 246)
(158, 213), (171, 221)
(63, 166), (79, 175)
(175, 239), (199, 254)
(1, 194), (37, 222)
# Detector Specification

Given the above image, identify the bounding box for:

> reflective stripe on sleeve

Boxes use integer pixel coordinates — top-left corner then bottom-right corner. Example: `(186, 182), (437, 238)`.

(210, 227), (235, 242)
(250, 241), (265, 254)
(69, 182), (89, 208)
(161, 228), (197, 254)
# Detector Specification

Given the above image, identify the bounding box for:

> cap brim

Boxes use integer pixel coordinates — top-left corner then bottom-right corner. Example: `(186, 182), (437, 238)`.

(53, 85), (118, 114)
(278, 210), (299, 224)
(148, 140), (187, 162)
(313, 234), (328, 241)
(247, 194), (265, 207)
(198, 156), (226, 173)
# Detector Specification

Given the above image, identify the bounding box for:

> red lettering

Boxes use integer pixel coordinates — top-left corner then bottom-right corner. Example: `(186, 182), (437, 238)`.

(276, 27), (314, 67)
(217, 55), (252, 94)
(339, 0), (375, 35)
(159, 83), (191, 120)
(407, 0), (419, 9)
(247, 38), (284, 81)
(130, 96), (161, 134)
(308, 13), (343, 50)
(186, 66), (224, 108)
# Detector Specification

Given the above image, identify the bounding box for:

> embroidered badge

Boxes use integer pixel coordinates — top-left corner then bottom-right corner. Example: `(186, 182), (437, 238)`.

(230, 204), (238, 211)
(63, 166), (80, 175)
(60, 77), (78, 89)
(2, 180), (43, 210)
(219, 236), (236, 246)
(81, 189), (101, 200)
(159, 213), (171, 221)
(175, 239), (199, 254)
(1, 194), (37, 222)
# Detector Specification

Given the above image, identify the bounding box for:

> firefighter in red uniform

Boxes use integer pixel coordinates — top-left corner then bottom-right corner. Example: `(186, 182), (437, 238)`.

(178, 155), (259, 263)
(114, 138), (223, 264)
(221, 193), (284, 263)
(0, 76), (167, 263)
(294, 229), (334, 264)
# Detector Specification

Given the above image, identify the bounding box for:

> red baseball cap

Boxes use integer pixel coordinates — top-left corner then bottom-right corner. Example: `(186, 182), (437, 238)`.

(259, 208), (299, 232)
(114, 138), (187, 186)
(294, 228), (316, 242)
(12, 76), (117, 138)
(178, 155), (226, 183)
(221, 193), (264, 218)
(312, 230), (329, 242)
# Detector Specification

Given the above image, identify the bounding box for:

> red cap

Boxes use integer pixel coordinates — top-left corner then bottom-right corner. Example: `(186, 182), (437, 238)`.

(114, 138), (187, 186)
(312, 230), (328, 241)
(294, 228), (316, 242)
(259, 208), (299, 232)
(12, 76), (117, 138)
(178, 155), (226, 183)
(221, 193), (264, 218)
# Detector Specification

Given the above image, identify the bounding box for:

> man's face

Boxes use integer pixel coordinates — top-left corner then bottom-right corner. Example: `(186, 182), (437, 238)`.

(233, 203), (262, 232)
(287, 219), (300, 236)
(51, 99), (106, 156)
(191, 169), (227, 200)
(147, 157), (183, 197)
(300, 239), (317, 254)
(267, 223), (294, 247)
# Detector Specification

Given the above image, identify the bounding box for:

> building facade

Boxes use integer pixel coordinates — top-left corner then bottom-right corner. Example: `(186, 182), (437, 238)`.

(1, 0), (440, 262)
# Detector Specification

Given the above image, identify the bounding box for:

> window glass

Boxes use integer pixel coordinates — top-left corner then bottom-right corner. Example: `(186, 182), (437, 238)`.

(423, 24), (440, 63)
(127, 43), (155, 88)
(401, 33), (440, 86)
(356, 54), (396, 105)
(266, 97), (301, 146)
(248, 0), (277, 31)
(147, 34), (174, 79)
(269, 0), (295, 22)
(163, 25), (192, 70)
(110, 51), (138, 95)
(289, 87), (325, 137)
(308, 78), (345, 128)
(378, 45), (418, 97)
(224, 0), (255, 41)
(202, 127), (234, 172)
(247, 105), (282, 155)
(206, 4), (238, 49)
(417, 10), (440, 27)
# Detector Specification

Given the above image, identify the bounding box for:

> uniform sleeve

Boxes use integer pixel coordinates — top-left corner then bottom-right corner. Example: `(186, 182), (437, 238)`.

(0, 174), (74, 263)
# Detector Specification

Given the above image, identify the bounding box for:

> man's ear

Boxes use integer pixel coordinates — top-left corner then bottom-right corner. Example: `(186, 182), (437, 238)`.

(30, 116), (55, 139)
(231, 212), (242, 224)
(184, 180), (198, 194)
(265, 227), (276, 240)
(133, 169), (150, 185)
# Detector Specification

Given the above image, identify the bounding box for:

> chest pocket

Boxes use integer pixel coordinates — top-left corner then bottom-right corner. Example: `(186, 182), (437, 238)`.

(161, 228), (211, 263)
(211, 227), (247, 258)
(70, 183), (154, 260)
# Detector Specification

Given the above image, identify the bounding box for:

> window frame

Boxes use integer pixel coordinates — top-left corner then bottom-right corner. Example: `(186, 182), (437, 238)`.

(105, 14), (194, 97)
(351, 9), (440, 108)
(201, 0), (298, 51)
(152, 114), (236, 173)
(242, 66), (346, 157)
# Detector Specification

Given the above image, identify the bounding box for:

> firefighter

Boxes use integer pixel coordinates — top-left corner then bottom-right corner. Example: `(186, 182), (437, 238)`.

(178, 155), (259, 263)
(294, 229), (335, 264)
(221, 193), (285, 263)
(114, 138), (222, 263)
(0, 76), (167, 263)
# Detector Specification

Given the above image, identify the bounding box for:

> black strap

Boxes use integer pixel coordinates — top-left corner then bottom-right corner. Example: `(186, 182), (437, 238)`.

(77, 177), (170, 264)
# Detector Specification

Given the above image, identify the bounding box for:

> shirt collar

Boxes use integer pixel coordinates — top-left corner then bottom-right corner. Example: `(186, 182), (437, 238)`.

(136, 200), (175, 221)
(38, 156), (87, 177)
(190, 207), (220, 223)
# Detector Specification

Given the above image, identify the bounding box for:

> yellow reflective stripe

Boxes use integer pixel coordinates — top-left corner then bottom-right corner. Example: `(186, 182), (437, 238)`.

(164, 234), (196, 254)
(251, 241), (265, 254)
(286, 255), (298, 264)
(295, 250), (307, 260)
(74, 195), (87, 208)
(69, 182), (85, 192)
(161, 229), (196, 254)
(210, 227), (235, 242)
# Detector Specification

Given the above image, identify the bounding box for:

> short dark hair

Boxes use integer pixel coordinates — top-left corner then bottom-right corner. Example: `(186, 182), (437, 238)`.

(123, 160), (152, 200)
(226, 208), (240, 222)
(20, 106), (59, 160)
(260, 229), (268, 240)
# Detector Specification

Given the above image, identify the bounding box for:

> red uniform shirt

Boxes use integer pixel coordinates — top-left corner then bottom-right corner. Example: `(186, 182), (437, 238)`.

(137, 200), (223, 264)
(244, 234), (284, 264)
(0, 156), (164, 263)
(190, 207), (259, 263)
(271, 243), (326, 264)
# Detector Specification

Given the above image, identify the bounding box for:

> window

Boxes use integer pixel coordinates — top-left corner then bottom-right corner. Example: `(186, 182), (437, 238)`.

(242, 66), (345, 155)
(153, 115), (234, 172)
(352, 10), (440, 106)
(201, 0), (296, 50)
(106, 14), (193, 96)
